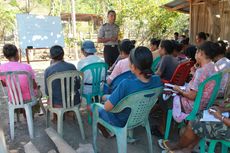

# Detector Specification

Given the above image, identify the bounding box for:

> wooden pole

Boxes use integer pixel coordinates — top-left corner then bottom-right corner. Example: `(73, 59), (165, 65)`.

(71, 0), (78, 60)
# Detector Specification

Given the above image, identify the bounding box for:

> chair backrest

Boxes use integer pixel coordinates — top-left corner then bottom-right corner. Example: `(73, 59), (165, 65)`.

(151, 56), (161, 73)
(80, 62), (108, 96)
(0, 71), (35, 106)
(186, 72), (222, 120)
(110, 87), (163, 129)
(170, 60), (195, 86)
(47, 70), (83, 109)
(110, 71), (135, 91)
(223, 68), (230, 100)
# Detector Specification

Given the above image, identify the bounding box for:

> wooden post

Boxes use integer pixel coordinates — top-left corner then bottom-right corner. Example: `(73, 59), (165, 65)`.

(206, 0), (220, 41)
(26, 48), (30, 64)
(71, 0), (78, 60)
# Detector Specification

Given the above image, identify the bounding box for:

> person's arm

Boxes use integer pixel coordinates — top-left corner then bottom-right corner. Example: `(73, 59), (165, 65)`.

(97, 26), (112, 43)
(173, 85), (197, 100)
(33, 79), (38, 89)
(155, 57), (165, 77)
(44, 70), (48, 96)
(209, 106), (230, 127)
(104, 100), (114, 111)
(98, 37), (112, 43)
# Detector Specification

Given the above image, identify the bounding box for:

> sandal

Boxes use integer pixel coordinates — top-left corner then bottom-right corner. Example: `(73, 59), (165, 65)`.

(158, 139), (171, 150)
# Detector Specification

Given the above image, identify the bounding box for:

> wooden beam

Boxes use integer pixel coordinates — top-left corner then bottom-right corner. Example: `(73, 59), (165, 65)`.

(171, 3), (190, 11)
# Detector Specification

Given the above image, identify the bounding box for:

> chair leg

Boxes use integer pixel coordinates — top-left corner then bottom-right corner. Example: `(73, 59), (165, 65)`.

(145, 121), (153, 153)
(9, 107), (15, 140)
(208, 140), (218, 153)
(74, 109), (85, 140)
(25, 105), (34, 139)
(199, 138), (206, 153)
(92, 117), (98, 153)
(164, 110), (172, 140)
(221, 142), (228, 153)
(116, 129), (127, 153)
(86, 96), (92, 124)
(57, 111), (64, 137)
(46, 109), (50, 128)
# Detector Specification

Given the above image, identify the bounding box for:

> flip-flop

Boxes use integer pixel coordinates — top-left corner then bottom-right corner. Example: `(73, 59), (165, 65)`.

(161, 150), (174, 153)
(158, 139), (170, 150)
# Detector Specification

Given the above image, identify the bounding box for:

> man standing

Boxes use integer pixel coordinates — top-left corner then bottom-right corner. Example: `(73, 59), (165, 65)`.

(98, 10), (119, 67)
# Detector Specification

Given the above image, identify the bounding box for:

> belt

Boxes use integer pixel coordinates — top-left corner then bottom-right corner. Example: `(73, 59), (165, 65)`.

(104, 45), (118, 47)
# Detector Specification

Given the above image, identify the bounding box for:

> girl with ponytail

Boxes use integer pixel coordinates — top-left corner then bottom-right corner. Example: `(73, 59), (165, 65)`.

(98, 46), (162, 137)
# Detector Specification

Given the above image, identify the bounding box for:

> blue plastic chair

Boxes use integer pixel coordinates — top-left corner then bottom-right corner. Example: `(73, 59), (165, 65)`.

(80, 62), (108, 123)
(164, 72), (222, 140)
(104, 71), (136, 94)
(0, 71), (37, 140)
(92, 87), (163, 153)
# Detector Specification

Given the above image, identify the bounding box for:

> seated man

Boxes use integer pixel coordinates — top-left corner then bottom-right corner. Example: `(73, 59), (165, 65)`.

(0, 44), (39, 114)
(77, 40), (104, 94)
(44, 45), (80, 108)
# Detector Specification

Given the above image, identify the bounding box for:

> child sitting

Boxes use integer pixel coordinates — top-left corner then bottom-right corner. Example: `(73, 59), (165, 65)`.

(107, 39), (135, 84)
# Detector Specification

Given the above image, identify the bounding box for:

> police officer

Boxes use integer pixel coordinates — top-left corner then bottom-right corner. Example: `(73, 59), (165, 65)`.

(98, 10), (119, 67)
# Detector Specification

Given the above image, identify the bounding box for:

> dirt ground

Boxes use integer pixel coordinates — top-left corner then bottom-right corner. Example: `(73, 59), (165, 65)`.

(0, 59), (164, 153)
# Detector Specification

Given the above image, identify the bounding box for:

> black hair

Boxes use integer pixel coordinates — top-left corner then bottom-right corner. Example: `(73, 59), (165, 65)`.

(129, 46), (153, 79)
(150, 38), (161, 48)
(197, 41), (219, 60)
(216, 40), (228, 55)
(119, 39), (135, 55)
(174, 32), (179, 36)
(3, 44), (18, 59)
(131, 40), (136, 46)
(197, 32), (207, 40)
(160, 40), (174, 54)
(50, 45), (64, 60)
(181, 37), (190, 45)
(107, 10), (116, 15)
(181, 35), (186, 39)
(171, 40), (182, 52)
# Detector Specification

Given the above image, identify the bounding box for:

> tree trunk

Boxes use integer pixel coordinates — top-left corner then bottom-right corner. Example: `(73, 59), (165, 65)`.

(71, 0), (78, 60)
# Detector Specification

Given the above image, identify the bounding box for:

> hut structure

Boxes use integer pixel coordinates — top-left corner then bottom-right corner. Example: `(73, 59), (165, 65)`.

(162, 0), (230, 43)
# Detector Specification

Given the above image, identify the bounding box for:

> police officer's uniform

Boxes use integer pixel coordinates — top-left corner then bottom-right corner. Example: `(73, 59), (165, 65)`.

(98, 23), (119, 67)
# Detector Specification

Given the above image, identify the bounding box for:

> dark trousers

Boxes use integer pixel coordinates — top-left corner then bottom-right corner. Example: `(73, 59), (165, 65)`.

(103, 45), (119, 67)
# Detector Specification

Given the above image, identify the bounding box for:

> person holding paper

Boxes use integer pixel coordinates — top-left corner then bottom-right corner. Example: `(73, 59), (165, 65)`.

(158, 100), (230, 152)
(171, 41), (218, 123)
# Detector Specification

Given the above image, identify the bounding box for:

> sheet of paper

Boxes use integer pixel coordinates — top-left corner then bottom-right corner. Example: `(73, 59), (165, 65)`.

(200, 110), (229, 122)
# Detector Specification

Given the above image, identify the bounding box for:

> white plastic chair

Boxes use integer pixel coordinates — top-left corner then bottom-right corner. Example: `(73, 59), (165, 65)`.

(46, 70), (85, 139)
(0, 71), (37, 140)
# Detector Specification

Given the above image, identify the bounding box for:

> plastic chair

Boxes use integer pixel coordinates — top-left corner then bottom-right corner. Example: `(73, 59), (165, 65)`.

(162, 60), (195, 86)
(46, 70), (85, 139)
(92, 87), (163, 153)
(151, 56), (161, 73)
(164, 72), (222, 140)
(104, 71), (136, 94)
(80, 62), (108, 123)
(199, 139), (230, 153)
(0, 71), (37, 140)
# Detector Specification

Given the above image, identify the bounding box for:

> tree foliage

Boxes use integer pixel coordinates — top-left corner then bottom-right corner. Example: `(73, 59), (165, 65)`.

(0, 0), (189, 43)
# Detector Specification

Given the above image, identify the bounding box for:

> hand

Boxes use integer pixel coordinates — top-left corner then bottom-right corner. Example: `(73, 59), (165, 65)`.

(173, 85), (181, 92)
(209, 106), (222, 120)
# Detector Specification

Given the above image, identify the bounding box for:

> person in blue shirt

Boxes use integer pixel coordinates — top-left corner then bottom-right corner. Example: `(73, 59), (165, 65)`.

(98, 46), (162, 138)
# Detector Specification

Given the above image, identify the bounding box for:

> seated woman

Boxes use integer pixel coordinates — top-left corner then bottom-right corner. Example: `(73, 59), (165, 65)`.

(155, 40), (179, 81)
(149, 38), (161, 59)
(213, 41), (230, 98)
(107, 39), (135, 85)
(159, 99), (230, 153)
(171, 40), (188, 63)
(98, 46), (162, 137)
(0, 44), (39, 113)
(172, 41), (218, 122)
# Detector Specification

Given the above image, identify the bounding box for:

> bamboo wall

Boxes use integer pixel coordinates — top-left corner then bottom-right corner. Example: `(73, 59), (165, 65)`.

(190, 0), (230, 44)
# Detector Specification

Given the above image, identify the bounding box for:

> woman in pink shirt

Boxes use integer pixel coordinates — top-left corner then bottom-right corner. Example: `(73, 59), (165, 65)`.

(0, 44), (38, 103)
(107, 39), (135, 84)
